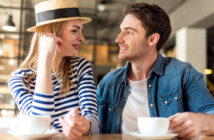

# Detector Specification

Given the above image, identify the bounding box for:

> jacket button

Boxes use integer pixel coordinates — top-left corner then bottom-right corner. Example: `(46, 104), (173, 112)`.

(125, 90), (129, 94)
(164, 101), (168, 104)
(174, 97), (178, 100)
(118, 109), (120, 112)
(101, 105), (104, 108)
(150, 104), (153, 107)
(109, 108), (113, 112)
(148, 84), (152, 88)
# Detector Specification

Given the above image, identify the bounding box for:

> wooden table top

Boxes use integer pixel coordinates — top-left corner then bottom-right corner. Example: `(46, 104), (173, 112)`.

(1, 133), (214, 140)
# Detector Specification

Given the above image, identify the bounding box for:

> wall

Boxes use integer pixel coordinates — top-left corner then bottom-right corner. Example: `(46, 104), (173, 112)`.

(167, 0), (214, 47)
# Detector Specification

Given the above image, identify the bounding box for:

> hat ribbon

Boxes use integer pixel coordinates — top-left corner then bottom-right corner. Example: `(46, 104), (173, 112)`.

(36, 7), (80, 23)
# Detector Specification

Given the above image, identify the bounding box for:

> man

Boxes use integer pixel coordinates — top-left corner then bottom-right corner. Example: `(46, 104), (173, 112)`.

(97, 3), (214, 138)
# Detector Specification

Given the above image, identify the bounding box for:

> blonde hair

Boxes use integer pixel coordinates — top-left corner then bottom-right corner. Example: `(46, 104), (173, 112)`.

(19, 22), (71, 95)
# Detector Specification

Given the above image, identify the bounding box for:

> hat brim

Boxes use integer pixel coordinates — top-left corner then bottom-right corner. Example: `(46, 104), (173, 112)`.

(27, 17), (92, 32)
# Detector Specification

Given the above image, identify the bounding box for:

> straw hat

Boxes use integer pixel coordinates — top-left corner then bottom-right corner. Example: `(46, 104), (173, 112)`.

(27, 0), (92, 32)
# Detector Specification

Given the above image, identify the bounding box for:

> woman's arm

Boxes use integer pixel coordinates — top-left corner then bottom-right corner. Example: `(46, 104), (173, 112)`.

(8, 69), (55, 115)
(35, 34), (62, 94)
(77, 58), (99, 134)
(8, 34), (63, 116)
(60, 58), (99, 139)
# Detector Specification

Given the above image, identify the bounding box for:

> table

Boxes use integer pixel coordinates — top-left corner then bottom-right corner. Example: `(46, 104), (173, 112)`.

(0, 133), (214, 140)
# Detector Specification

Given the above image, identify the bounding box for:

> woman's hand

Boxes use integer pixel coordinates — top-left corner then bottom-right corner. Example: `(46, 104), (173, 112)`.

(38, 34), (63, 60)
(60, 109), (91, 140)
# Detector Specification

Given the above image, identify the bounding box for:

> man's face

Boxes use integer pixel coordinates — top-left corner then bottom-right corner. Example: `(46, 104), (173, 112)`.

(115, 14), (149, 61)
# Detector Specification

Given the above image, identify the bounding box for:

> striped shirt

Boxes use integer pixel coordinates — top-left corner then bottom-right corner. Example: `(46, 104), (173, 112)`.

(8, 57), (99, 134)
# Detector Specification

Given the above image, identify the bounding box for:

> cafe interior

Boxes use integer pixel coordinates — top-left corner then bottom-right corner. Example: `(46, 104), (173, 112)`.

(0, 0), (214, 139)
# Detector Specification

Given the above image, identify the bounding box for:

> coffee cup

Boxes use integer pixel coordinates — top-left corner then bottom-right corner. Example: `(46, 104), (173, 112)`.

(137, 117), (169, 135)
(15, 115), (52, 135)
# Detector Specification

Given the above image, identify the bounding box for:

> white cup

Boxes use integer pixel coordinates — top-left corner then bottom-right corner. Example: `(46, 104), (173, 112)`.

(137, 117), (169, 135)
(15, 115), (51, 135)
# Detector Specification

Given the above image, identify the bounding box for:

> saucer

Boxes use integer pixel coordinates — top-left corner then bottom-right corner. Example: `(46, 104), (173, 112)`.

(129, 131), (178, 140)
(8, 129), (59, 139)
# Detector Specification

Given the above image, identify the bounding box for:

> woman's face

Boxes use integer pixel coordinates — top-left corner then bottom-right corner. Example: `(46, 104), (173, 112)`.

(59, 19), (85, 57)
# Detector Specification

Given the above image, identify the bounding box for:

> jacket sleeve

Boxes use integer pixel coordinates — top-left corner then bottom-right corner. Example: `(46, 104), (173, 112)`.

(8, 69), (55, 116)
(184, 64), (214, 114)
(96, 79), (104, 133)
(77, 58), (99, 134)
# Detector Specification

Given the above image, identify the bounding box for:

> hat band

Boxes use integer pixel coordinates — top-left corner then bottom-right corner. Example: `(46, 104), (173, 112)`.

(36, 8), (80, 23)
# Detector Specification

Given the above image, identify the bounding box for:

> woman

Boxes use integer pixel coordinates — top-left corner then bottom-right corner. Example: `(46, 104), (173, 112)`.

(8, 0), (99, 139)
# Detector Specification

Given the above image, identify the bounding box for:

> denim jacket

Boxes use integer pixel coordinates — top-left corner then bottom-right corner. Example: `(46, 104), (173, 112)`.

(97, 53), (214, 133)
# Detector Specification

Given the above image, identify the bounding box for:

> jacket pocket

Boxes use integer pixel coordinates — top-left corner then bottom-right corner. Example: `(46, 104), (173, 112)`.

(159, 90), (184, 115)
(98, 100), (116, 133)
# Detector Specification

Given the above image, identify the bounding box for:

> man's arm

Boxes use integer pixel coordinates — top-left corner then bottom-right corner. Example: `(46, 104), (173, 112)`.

(183, 64), (214, 113)
(169, 64), (214, 138)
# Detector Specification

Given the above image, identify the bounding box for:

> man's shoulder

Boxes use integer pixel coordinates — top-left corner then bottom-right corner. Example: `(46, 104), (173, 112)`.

(163, 57), (193, 73)
(107, 66), (126, 76)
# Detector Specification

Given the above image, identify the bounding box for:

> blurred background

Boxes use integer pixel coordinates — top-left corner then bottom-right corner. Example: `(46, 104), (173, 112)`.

(0, 0), (214, 117)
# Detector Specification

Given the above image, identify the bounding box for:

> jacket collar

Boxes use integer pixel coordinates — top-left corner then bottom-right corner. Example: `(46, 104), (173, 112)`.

(151, 53), (164, 76)
(121, 53), (164, 83)
(121, 62), (130, 84)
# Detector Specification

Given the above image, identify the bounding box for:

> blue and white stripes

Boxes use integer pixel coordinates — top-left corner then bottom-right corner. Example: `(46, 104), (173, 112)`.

(8, 57), (99, 134)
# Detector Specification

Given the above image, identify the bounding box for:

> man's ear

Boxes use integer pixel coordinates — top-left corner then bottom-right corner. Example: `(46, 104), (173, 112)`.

(148, 33), (160, 47)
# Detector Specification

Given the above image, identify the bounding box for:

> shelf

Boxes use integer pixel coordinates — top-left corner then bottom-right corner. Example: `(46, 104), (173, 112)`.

(0, 31), (31, 35)
(0, 86), (10, 95)
(0, 104), (15, 110)
(0, 5), (33, 11)
(0, 57), (18, 59)
(0, 0), (28, 115)
(0, 74), (10, 83)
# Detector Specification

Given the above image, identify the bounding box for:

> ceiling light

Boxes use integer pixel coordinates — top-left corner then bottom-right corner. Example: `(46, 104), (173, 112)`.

(8, 59), (15, 65)
(100, 0), (108, 4)
(204, 69), (213, 75)
(97, 3), (106, 12)
(3, 15), (16, 32)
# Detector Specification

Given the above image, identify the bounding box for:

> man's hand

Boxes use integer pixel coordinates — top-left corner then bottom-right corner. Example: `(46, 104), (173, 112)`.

(60, 109), (91, 140)
(169, 112), (214, 138)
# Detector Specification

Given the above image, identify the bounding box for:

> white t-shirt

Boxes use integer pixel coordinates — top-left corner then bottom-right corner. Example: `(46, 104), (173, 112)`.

(121, 79), (150, 133)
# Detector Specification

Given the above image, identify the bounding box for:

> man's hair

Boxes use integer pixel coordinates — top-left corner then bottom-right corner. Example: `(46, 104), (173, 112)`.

(123, 3), (172, 51)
